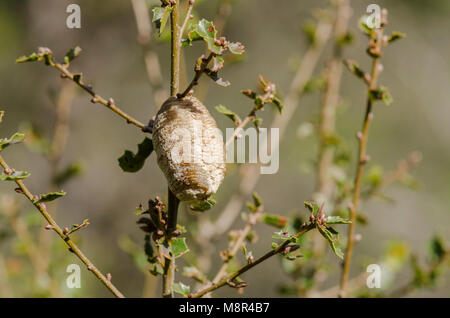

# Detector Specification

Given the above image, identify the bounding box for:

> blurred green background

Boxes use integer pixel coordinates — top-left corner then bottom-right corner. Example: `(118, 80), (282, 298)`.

(0, 0), (449, 297)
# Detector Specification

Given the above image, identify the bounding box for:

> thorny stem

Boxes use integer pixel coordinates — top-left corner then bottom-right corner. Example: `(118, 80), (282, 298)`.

(212, 207), (261, 285)
(47, 60), (146, 129)
(179, 0), (194, 45)
(163, 0), (181, 298)
(339, 27), (385, 297)
(191, 223), (316, 298)
(0, 155), (125, 298)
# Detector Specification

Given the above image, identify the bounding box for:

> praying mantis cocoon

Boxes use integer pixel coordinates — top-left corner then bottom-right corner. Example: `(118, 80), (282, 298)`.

(152, 96), (225, 202)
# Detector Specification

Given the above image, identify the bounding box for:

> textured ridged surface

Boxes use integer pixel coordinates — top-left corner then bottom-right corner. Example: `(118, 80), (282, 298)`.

(153, 96), (225, 202)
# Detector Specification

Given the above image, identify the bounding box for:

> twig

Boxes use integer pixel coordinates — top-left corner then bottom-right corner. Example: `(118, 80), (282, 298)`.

(315, 0), (352, 202)
(162, 1), (181, 298)
(179, 0), (195, 45)
(339, 17), (387, 297)
(190, 223), (315, 298)
(22, 49), (145, 130)
(212, 207), (261, 285)
(178, 53), (214, 98)
(0, 155), (125, 298)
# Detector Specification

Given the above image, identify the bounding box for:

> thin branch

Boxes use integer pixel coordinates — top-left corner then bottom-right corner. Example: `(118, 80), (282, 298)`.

(178, 53), (214, 98)
(339, 21), (386, 297)
(162, 1), (181, 298)
(190, 223), (315, 298)
(179, 0), (195, 45)
(0, 155), (125, 298)
(21, 50), (146, 130)
(212, 207), (261, 285)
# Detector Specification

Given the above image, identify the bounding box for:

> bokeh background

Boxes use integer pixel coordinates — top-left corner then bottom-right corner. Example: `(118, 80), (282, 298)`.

(0, 0), (449, 297)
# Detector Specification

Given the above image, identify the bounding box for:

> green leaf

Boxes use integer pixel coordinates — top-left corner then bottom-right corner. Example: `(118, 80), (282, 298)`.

(173, 282), (190, 297)
(317, 225), (344, 259)
(228, 42), (245, 55)
(304, 201), (320, 215)
(1, 170), (30, 181)
(261, 214), (288, 228)
(429, 235), (446, 263)
(369, 86), (393, 105)
(170, 237), (189, 258)
(345, 60), (366, 80)
(35, 191), (66, 203)
(189, 198), (216, 212)
(195, 19), (222, 54)
(215, 105), (240, 125)
(53, 161), (83, 186)
(152, 6), (172, 34)
(64, 46), (82, 64)
(271, 97), (284, 114)
(0, 110), (4, 123)
(388, 32), (406, 44)
(326, 216), (351, 224)
(118, 137), (153, 173)
(16, 52), (39, 63)
(0, 133), (25, 151)
(251, 192), (262, 208)
(366, 165), (384, 187)
(183, 266), (207, 283)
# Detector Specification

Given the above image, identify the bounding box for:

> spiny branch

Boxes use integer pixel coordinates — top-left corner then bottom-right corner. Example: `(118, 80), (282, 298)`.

(190, 223), (315, 298)
(0, 155), (125, 298)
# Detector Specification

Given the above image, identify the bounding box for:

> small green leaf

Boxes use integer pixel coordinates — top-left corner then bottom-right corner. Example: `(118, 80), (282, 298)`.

(252, 192), (262, 208)
(64, 46), (82, 64)
(388, 32), (406, 44)
(35, 191), (66, 203)
(429, 235), (446, 263)
(261, 214), (288, 228)
(325, 216), (351, 224)
(345, 59), (367, 81)
(170, 237), (189, 258)
(173, 282), (190, 297)
(228, 42), (245, 55)
(271, 242), (279, 249)
(16, 52), (39, 63)
(215, 105), (240, 125)
(271, 97), (284, 114)
(152, 6), (172, 34)
(0, 111), (4, 123)
(118, 137), (153, 173)
(189, 198), (216, 212)
(369, 86), (393, 105)
(195, 19), (222, 54)
(304, 201), (320, 215)
(0, 133), (25, 151)
(1, 171), (30, 181)
(317, 225), (344, 259)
